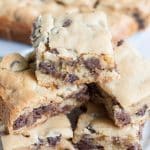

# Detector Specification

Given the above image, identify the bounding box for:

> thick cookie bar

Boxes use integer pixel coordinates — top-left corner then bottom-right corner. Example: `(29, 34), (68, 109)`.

(1, 115), (75, 150)
(32, 11), (117, 88)
(73, 103), (143, 150)
(92, 42), (150, 127)
(0, 53), (89, 133)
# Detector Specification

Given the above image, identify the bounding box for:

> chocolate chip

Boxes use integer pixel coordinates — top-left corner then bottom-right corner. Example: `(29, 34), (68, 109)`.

(47, 135), (61, 146)
(136, 105), (148, 116)
(13, 104), (59, 130)
(39, 62), (58, 76)
(132, 12), (145, 30)
(63, 19), (72, 27)
(65, 74), (79, 83)
(86, 125), (96, 134)
(117, 40), (124, 47)
(13, 115), (27, 130)
(76, 135), (104, 150)
(114, 109), (131, 127)
(84, 57), (101, 72)
(88, 83), (104, 101)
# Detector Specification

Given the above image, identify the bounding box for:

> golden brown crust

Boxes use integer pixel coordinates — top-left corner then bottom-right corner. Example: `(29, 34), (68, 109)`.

(0, 16), (31, 44)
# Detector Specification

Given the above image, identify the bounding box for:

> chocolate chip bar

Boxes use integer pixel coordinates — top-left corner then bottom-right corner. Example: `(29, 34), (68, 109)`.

(0, 53), (89, 133)
(73, 102), (143, 150)
(32, 11), (117, 88)
(1, 114), (75, 150)
(92, 42), (150, 127)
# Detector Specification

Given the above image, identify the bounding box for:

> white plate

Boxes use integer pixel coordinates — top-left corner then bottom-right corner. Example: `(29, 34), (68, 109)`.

(0, 28), (150, 149)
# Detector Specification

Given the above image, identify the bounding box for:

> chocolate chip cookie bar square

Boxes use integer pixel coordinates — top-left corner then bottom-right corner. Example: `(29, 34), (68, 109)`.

(92, 42), (150, 127)
(0, 53), (89, 133)
(32, 11), (117, 88)
(73, 103), (143, 150)
(1, 115), (75, 150)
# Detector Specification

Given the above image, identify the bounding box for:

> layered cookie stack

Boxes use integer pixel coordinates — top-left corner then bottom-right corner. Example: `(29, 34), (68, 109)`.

(0, 9), (150, 150)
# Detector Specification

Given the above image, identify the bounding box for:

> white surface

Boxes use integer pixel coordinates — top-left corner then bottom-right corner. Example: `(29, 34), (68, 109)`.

(0, 29), (150, 149)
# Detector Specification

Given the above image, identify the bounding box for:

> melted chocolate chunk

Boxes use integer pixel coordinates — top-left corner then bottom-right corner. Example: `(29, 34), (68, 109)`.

(84, 57), (101, 72)
(136, 105), (148, 116)
(13, 104), (59, 130)
(76, 135), (104, 150)
(132, 12), (145, 30)
(117, 40), (124, 47)
(63, 19), (72, 27)
(47, 135), (61, 146)
(88, 83), (105, 101)
(39, 62), (57, 75)
(114, 109), (131, 126)
(13, 115), (27, 130)
(13, 88), (88, 130)
(65, 74), (79, 83)
(67, 106), (87, 130)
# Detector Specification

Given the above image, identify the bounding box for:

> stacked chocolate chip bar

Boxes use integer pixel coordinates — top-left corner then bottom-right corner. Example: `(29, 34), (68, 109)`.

(0, 9), (150, 150)
(0, 10), (117, 150)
